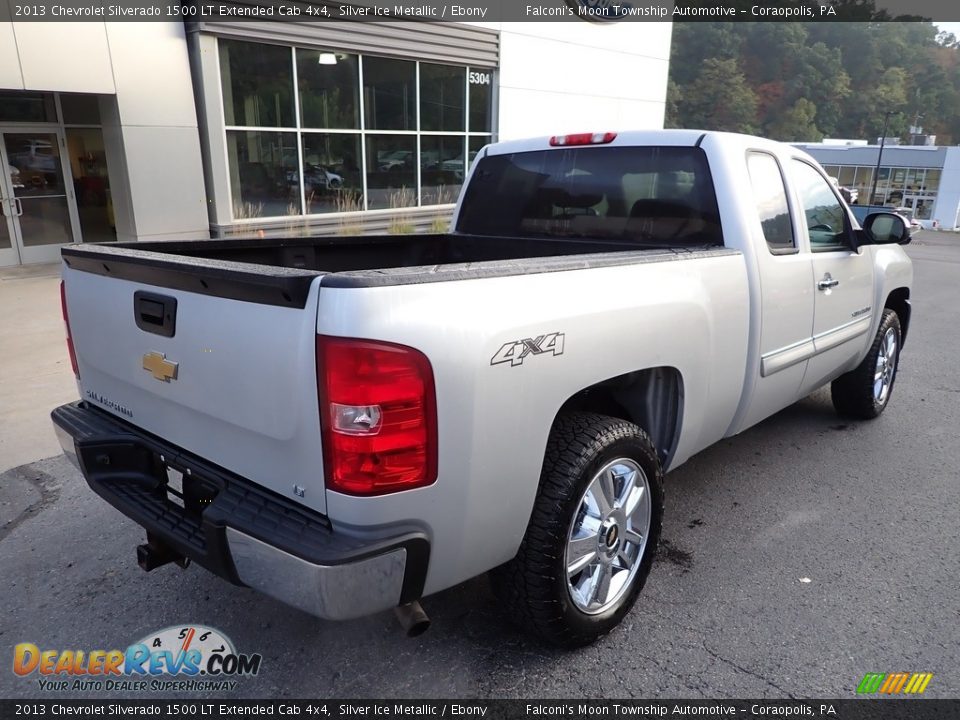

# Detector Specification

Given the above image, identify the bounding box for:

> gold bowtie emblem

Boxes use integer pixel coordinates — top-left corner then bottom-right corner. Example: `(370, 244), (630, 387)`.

(142, 352), (178, 382)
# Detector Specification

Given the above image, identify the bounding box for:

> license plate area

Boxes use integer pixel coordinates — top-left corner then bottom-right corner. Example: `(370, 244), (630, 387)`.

(159, 457), (219, 517)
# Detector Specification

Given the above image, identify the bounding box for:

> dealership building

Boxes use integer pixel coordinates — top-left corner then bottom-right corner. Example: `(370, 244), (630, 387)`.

(0, 16), (672, 267)
(797, 140), (960, 230)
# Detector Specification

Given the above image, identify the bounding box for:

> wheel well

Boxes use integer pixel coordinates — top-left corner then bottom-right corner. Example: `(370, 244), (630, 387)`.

(557, 367), (683, 468)
(885, 288), (911, 345)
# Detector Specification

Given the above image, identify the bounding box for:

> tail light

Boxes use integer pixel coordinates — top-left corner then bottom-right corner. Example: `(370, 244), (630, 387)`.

(549, 132), (617, 147)
(317, 336), (437, 496)
(60, 281), (79, 378)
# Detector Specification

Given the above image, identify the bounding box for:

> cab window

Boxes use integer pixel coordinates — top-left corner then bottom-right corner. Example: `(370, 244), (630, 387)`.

(792, 160), (850, 252)
(747, 152), (795, 254)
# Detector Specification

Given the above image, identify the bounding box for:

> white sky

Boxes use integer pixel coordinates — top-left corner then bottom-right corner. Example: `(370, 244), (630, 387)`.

(934, 22), (960, 38)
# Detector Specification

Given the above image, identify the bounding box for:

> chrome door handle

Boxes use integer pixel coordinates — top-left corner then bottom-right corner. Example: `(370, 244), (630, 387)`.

(817, 274), (839, 291)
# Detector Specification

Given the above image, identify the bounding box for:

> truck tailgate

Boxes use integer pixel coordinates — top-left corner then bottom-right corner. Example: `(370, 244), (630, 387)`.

(61, 261), (327, 514)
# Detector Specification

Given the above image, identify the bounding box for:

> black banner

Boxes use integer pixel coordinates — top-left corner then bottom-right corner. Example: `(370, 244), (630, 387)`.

(0, 0), (955, 23)
(0, 700), (958, 720)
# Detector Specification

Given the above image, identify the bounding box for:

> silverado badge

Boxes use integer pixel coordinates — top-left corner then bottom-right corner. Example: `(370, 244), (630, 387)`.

(142, 352), (178, 382)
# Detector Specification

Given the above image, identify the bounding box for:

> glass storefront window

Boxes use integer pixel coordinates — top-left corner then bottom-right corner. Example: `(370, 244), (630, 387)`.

(838, 166), (855, 187)
(421, 135), (464, 205)
(925, 169), (941, 191)
(366, 135), (416, 210)
(420, 63), (465, 132)
(301, 133), (363, 214)
(363, 56), (416, 131)
(218, 40), (494, 219)
(468, 69), (492, 132)
(220, 40), (294, 128)
(66, 128), (114, 243)
(60, 94), (101, 125)
(0, 92), (55, 122)
(297, 50), (360, 130)
(226, 130), (299, 218)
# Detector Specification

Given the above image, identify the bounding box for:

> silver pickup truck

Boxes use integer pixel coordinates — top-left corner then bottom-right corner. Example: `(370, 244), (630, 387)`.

(52, 130), (913, 647)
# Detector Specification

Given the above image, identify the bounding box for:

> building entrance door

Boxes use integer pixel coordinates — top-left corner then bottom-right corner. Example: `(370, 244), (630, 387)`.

(0, 128), (79, 266)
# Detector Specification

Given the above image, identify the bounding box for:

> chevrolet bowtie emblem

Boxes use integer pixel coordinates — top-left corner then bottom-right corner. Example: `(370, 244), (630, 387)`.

(142, 352), (178, 382)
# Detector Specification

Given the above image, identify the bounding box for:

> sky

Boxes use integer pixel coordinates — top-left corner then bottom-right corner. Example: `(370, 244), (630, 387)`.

(935, 22), (960, 38)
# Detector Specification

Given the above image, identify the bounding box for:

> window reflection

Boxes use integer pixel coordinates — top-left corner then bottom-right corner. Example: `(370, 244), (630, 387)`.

(468, 69), (492, 133)
(67, 128), (114, 242)
(363, 56), (416, 131)
(421, 136), (463, 205)
(420, 63), (464, 132)
(301, 133), (363, 214)
(220, 40), (294, 128)
(366, 135), (416, 210)
(226, 131), (299, 218)
(297, 50), (360, 130)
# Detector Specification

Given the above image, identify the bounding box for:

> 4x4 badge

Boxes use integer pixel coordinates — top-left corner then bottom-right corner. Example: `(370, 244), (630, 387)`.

(143, 352), (178, 382)
(491, 333), (565, 367)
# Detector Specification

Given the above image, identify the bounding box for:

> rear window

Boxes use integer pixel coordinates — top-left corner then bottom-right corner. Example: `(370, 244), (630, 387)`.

(456, 146), (723, 247)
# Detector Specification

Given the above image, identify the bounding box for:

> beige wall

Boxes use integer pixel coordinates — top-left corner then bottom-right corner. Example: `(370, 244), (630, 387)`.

(0, 21), (209, 242)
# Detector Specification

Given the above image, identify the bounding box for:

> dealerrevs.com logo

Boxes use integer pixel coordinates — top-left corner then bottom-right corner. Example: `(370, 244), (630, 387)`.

(13, 625), (262, 692)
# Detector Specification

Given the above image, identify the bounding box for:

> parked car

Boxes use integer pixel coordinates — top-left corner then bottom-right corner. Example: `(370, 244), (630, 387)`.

(53, 130), (913, 647)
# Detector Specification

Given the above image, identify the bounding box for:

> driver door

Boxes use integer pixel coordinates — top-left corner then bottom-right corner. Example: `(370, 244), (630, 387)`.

(790, 159), (874, 396)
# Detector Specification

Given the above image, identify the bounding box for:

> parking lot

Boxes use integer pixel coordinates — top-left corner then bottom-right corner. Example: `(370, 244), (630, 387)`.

(1, 231), (958, 700)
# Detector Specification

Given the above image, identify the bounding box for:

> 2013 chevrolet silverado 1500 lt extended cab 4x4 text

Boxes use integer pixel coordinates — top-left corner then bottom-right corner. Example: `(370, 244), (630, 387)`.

(52, 130), (913, 646)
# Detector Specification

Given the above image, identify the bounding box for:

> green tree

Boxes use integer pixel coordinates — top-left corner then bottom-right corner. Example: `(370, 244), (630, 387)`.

(677, 58), (758, 134)
(767, 99), (822, 141)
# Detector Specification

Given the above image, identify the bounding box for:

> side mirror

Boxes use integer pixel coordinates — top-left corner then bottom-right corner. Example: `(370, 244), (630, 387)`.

(861, 212), (912, 246)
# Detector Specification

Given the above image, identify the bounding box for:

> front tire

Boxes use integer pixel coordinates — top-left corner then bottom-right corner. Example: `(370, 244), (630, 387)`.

(831, 309), (902, 419)
(491, 412), (664, 647)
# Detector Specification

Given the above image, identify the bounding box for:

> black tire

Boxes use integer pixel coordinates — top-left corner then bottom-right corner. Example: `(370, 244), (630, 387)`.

(490, 412), (664, 647)
(831, 309), (902, 419)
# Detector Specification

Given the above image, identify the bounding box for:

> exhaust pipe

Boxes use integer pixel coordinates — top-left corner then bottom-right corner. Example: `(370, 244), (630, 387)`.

(394, 601), (430, 637)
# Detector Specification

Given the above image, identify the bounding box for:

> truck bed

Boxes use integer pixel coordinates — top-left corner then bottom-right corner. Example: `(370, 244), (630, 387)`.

(62, 234), (730, 306)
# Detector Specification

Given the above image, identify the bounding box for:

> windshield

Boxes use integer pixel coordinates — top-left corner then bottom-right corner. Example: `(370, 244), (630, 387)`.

(456, 145), (723, 248)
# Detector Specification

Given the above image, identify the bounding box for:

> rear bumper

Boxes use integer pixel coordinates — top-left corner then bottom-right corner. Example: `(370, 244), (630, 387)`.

(51, 401), (429, 621)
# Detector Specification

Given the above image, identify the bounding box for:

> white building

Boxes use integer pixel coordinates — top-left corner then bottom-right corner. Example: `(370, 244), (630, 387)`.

(0, 17), (672, 267)
(797, 141), (960, 230)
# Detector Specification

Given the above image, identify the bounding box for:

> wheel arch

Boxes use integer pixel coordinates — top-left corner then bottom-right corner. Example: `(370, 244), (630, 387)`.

(556, 366), (684, 470)
(884, 287), (911, 345)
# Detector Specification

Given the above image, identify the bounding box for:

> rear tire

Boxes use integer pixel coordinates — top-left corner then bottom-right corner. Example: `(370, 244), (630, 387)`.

(831, 309), (902, 419)
(490, 412), (664, 647)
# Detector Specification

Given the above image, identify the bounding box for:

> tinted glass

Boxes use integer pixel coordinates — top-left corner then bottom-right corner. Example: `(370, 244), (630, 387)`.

(420, 63), (465, 132)
(66, 128), (114, 242)
(60, 94), (101, 125)
(468, 69), (492, 132)
(297, 49), (360, 129)
(0, 92), (55, 122)
(220, 40), (294, 128)
(792, 160), (849, 251)
(226, 130), (298, 218)
(747, 153), (794, 252)
(366, 135), (416, 210)
(363, 57), (415, 131)
(457, 146), (722, 247)
(421, 135), (463, 205)
(301, 133), (362, 214)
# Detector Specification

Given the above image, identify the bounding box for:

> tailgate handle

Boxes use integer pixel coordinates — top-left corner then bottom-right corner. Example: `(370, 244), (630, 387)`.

(134, 291), (177, 338)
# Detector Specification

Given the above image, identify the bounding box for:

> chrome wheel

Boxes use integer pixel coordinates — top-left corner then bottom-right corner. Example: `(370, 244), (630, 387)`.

(873, 327), (898, 405)
(565, 458), (651, 615)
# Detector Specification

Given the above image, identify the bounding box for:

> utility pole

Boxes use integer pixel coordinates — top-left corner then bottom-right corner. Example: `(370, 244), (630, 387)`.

(870, 111), (895, 206)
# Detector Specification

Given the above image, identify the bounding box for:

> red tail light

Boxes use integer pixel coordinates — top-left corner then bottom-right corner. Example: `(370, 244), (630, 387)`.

(317, 336), (437, 496)
(549, 132), (617, 147)
(60, 281), (79, 378)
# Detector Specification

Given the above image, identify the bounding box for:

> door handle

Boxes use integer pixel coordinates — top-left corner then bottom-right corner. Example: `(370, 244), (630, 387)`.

(13, 198), (23, 217)
(817, 273), (839, 291)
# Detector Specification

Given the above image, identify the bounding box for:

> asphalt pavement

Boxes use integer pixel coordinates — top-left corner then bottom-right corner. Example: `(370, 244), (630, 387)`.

(1, 232), (958, 700)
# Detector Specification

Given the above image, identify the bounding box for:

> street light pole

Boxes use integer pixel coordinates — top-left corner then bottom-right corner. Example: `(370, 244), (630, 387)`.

(869, 111), (895, 206)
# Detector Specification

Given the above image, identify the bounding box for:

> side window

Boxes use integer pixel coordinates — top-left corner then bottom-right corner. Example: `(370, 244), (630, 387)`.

(746, 152), (795, 254)
(792, 160), (850, 252)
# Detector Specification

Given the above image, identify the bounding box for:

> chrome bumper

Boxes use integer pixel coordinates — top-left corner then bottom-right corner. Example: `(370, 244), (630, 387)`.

(226, 528), (408, 620)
